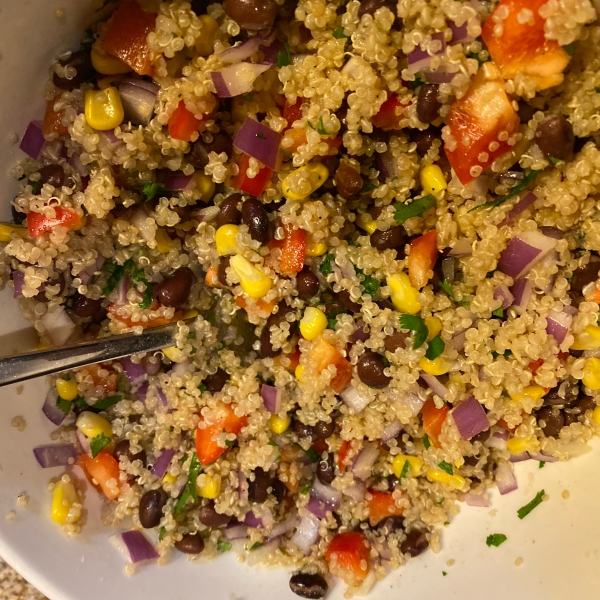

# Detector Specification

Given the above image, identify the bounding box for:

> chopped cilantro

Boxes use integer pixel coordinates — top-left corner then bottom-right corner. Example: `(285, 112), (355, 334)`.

(399, 459), (410, 480)
(437, 497), (445, 506)
(320, 253), (334, 275)
(360, 182), (377, 194)
(90, 433), (111, 458)
(517, 489), (545, 519)
(256, 132), (267, 140)
(280, 148), (293, 159)
(267, 440), (278, 446)
(103, 258), (153, 309)
(539, 461), (545, 469)
(423, 434), (431, 449)
(442, 571), (447, 576)
(242, 92), (254, 101)
(564, 42), (577, 56)
(92, 395), (122, 411)
(333, 26), (347, 40)
(142, 182), (175, 203)
(250, 541), (264, 550)
(408, 72), (425, 92)
(548, 156), (561, 166)
(486, 533), (507, 547)
(438, 281), (469, 306)
(438, 461), (453, 475)
(317, 116), (327, 136)
(361, 274), (380, 297)
(303, 446), (319, 463)
(73, 396), (88, 410)
(30, 180), (43, 195)
(276, 42), (292, 68)
(307, 120), (315, 130)
(174, 453), (202, 514)
(56, 395), (72, 415)
(393, 194), (436, 224)
(425, 336), (445, 361)
(492, 307), (504, 318)
(300, 485), (311, 495)
(158, 527), (167, 541)
(225, 439), (234, 448)
(399, 314), (428, 349)
(468, 51), (487, 67)
(217, 539), (232, 553)
(198, 383), (207, 392)
(469, 170), (540, 212)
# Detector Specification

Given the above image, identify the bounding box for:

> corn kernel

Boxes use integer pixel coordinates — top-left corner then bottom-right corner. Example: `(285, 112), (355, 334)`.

(299, 307), (328, 341)
(593, 406), (600, 426)
(420, 165), (447, 195)
(295, 364), (305, 382)
(56, 378), (78, 402)
(76, 411), (112, 440)
(85, 87), (124, 131)
(51, 479), (80, 525)
(510, 385), (547, 403)
(305, 239), (327, 257)
(572, 325), (600, 351)
(386, 272), (421, 314)
(392, 455), (424, 478)
(194, 172), (216, 202)
(162, 473), (177, 485)
(195, 15), (220, 56)
(282, 162), (329, 201)
(215, 224), (240, 256)
(425, 316), (442, 340)
(155, 228), (174, 254)
(230, 254), (272, 299)
(583, 357), (600, 390)
(420, 356), (450, 375)
(507, 436), (539, 455)
(0, 223), (28, 243)
(90, 45), (131, 75)
(269, 413), (291, 434)
(197, 474), (221, 499)
(162, 346), (186, 363)
(426, 468), (467, 490)
(183, 309), (199, 319)
(357, 213), (377, 235)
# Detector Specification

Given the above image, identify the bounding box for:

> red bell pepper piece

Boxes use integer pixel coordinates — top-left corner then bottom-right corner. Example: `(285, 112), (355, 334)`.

(407, 231), (438, 289)
(27, 207), (81, 237)
(528, 358), (544, 374)
(283, 99), (304, 128)
(42, 97), (69, 138)
(76, 451), (121, 500)
(195, 402), (247, 465)
(325, 531), (370, 584)
(372, 95), (407, 130)
(231, 154), (272, 197)
(308, 337), (352, 394)
(421, 398), (450, 446)
(280, 224), (306, 274)
(367, 490), (404, 526)
(168, 100), (205, 142)
(336, 440), (352, 472)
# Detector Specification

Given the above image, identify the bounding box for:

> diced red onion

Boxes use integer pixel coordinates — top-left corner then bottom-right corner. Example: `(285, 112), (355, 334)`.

(509, 452), (530, 463)
(151, 448), (175, 478)
(225, 523), (249, 540)
(42, 388), (68, 426)
(402, 392), (426, 417)
(563, 305), (578, 316)
(261, 384), (282, 414)
(376, 541), (392, 561)
(501, 192), (537, 225)
(246, 536), (280, 567)
(528, 451), (558, 463)
(114, 271), (129, 306)
(381, 419), (402, 442)
(131, 208), (156, 241)
(290, 513), (320, 555)
(422, 69), (455, 84)
(495, 461), (518, 495)
(233, 118), (282, 171)
(269, 513), (298, 539)
(332, 260), (355, 281)
(244, 511), (264, 528)
(407, 32), (446, 75)
(33, 444), (77, 468)
(76, 256), (105, 286)
(448, 238), (473, 256)
(102, 130), (121, 146)
(342, 479), (366, 501)
(157, 387), (168, 407)
(350, 322), (370, 343)
(510, 278), (532, 314)
(493, 284), (514, 309)
(375, 151), (397, 180)
(220, 32), (275, 64)
(12, 271), (25, 299)
(486, 430), (508, 451)
(441, 257), (456, 283)
(546, 310), (572, 345)
(478, 365), (490, 382)
(311, 478), (342, 506)
(539, 226), (562, 240)
(498, 231), (557, 279)
(451, 396), (490, 440)
(137, 381), (149, 404)
(20, 121), (45, 159)
(40, 306), (75, 347)
(340, 385), (372, 413)
(462, 492), (490, 507)
(351, 442), (379, 480)
(420, 373), (448, 399)
(451, 329), (467, 352)
(69, 153), (90, 177)
(163, 172), (195, 191)
(211, 63), (271, 98)
(121, 357), (147, 385)
(306, 496), (335, 519)
(76, 429), (91, 456)
(110, 530), (159, 564)
(118, 82), (158, 126)
(196, 205), (221, 223)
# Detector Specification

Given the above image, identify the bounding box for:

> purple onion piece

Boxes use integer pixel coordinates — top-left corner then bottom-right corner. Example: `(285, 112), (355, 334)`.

(118, 82), (157, 126)
(210, 63), (271, 98)
(462, 492), (490, 507)
(452, 396), (490, 440)
(351, 442), (379, 480)
(311, 478), (342, 506)
(495, 461), (517, 495)
(545, 310), (572, 345)
(42, 388), (68, 426)
(340, 385), (372, 413)
(493, 284), (514, 309)
(233, 117), (282, 171)
(498, 231), (556, 279)
(306, 496), (335, 520)
(420, 373), (449, 399)
(225, 523), (249, 540)
(33, 444), (78, 468)
(290, 513), (320, 555)
(380, 419), (402, 442)
(121, 356), (147, 385)
(502, 192), (537, 225)
(12, 271), (25, 299)
(244, 511), (264, 528)
(20, 121), (45, 159)
(110, 530), (159, 564)
(261, 384), (281, 414)
(510, 278), (532, 314)
(151, 448), (176, 478)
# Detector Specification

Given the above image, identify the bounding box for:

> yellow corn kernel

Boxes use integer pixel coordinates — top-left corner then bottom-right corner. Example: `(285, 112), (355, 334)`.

(85, 87), (124, 131)
(426, 468), (467, 490)
(155, 228), (174, 254)
(51, 479), (80, 525)
(162, 345), (186, 363)
(387, 272), (421, 314)
(215, 224), (240, 256)
(510, 385), (547, 403)
(194, 172), (216, 202)
(282, 162), (329, 201)
(229, 254), (272, 299)
(425, 316), (442, 340)
(419, 356), (450, 376)
(183, 309), (199, 319)
(91, 45), (131, 75)
(295, 364), (305, 382)
(76, 412), (112, 440)
(357, 213), (377, 235)
(195, 15), (220, 56)
(420, 164), (447, 195)
(305, 239), (327, 257)
(392, 455), (424, 478)
(162, 473), (177, 485)
(507, 436), (539, 455)
(0, 223), (28, 243)
(448, 372), (462, 383)
(55, 378), (78, 402)
(299, 307), (328, 341)
(198, 474), (221, 499)
(269, 413), (291, 434)
(572, 325), (600, 351)
(583, 357), (600, 390)
(593, 406), (600, 426)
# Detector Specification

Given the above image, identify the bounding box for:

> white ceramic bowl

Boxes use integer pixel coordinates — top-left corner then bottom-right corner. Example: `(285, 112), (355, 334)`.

(1, 2), (600, 599)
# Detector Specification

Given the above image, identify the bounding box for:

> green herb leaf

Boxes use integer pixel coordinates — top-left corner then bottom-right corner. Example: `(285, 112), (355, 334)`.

(469, 170), (540, 213)
(280, 148), (293, 159)
(548, 156), (561, 166)
(92, 395), (122, 411)
(425, 336), (445, 360)
(320, 253), (334, 275)
(437, 497), (445, 506)
(361, 274), (380, 297)
(492, 307), (504, 318)
(307, 120), (315, 130)
(276, 42), (292, 68)
(256, 132), (266, 140)
(438, 461), (453, 475)
(423, 434), (431, 449)
(198, 383), (207, 392)
(399, 314), (428, 349)
(158, 527), (166, 541)
(317, 116), (327, 136)
(187, 453), (202, 503)
(90, 433), (111, 458)
(300, 484), (311, 495)
(393, 194), (436, 224)
(468, 51), (487, 67)
(517, 489), (545, 519)
(564, 42), (577, 56)
(250, 541), (264, 550)
(30, 180), (43, 195)
(539, 461), (545, 469)
(267, 440), (278, 446)
(142, 182), (175, 203)
(333, 26), (347, 39)
(442, 571), (447, 576)
(399, 459), (410, 480)
(408, 72), (425, 92)
(56, 395), (72, 415)
(360, 182), (377, 194)
(303, 446), (319, 463)
(486, 533), (507, 547)
(73, 396), (88, 410)
(438, 281), (469, 306)
(217, 539), (232, 553)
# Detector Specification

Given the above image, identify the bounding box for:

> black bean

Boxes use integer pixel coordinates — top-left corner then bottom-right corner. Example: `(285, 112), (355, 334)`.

(38, 164), (66, 189)
(271, 478), (286, 503)
(518, 101), (537, 124)
(139, 489), (168, 529)
(242, 197), (270, 245)
(335, 161), (363, 200)
(400, 529), (429, 557)
(543, 381), (579, 406)
(535, 115), (574, 160)
(114, 440), (147, 465)
(35, 273), (66, 302)
(463, 455), (480, 467)
(378, 515), (404, 533)
(575, 394), (596, 413)
(53, 50), (95, 91)
(411, 128), (440, 156)
(199, 501), (232, 527)
(562, 411), (578, 427)
(187, 132), (232, 169)
(292, 418), (317, 440)
(334, 290), (361, 313)
(223, 0), (277, 31)
(357, 0), (393, 18)
(570, 257), (600, 294)
(314, 419), (335, 439)
(217, 256), (231, 286)
(72, 293), (104, 319)
(370, 225), (405, 252)
(204, 368), (229, 393)
(536, 406), (565, 437)
(289, 573), (328, 599)
(155, 267), (195, 307)
(470, 429), (490, 444)
(316, 452), (335, 485)
(296, 267), (319, 300)
(416, 84), (440, 124)
(191, 0), (210, 14)
(248, 467), (272, 503)
(384, 331), (408, 353)
(11, 204), (26, 225)
(260, 303), (296, 357)
(216, 193), (242, 228)
(141, 353), (162, 375)
(175, 533), (205, 554)
(357, 351), (390, 388)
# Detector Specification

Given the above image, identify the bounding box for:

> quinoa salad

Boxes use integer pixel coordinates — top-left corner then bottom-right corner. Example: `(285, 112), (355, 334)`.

(5, 0), (600, 596)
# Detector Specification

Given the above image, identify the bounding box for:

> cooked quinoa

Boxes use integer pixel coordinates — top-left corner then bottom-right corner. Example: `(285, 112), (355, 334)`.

(5, 0), (600, 596)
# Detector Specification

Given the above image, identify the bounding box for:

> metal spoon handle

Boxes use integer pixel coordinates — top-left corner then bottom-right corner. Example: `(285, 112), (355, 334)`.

(0, 322), (184, 387)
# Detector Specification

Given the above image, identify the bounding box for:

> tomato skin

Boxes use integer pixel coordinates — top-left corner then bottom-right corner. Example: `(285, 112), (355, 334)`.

(444, 64), (519, 184)
(308, 337), (352, 394)
(102, 0), (156, 76)
(231, 154), (272, 197)
(168, 100), (204, 142)
(283, 99), (304, 127)
(27, 207), (81, 237)
(421, 398), (450, 446)
(372, 95), (406, 130)
(367, 490), (404, 526)
(195, 402), (247, 465)
(336, 440), (352, 472)
(77, 451), (121, 500)
(42, 97), (69, 137)
(325, 532), (370, 584)
(528, 358), (544, 374)
(279, 224), (306, 274)
(407, 231), (438, 289)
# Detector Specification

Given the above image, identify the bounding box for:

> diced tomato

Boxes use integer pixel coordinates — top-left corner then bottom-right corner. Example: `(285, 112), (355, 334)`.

(528, 358), (544, 374)
(235, 295), (278, 313)
(445, 63), (520, 185)
(325, 531), (370, 584)
(26, 207), (81, 237)
(421, 398), (450, 446)
(195, 402), (247, 465)
(279, 224), (306, 274)
(283, 99), (304, 128)
(313, 438), (328, 455)
(42, 97), (69, 137)
(107, 305), (182, 329)
(231, 154), (272, 197)
(168, 100), (205, 142)
(407, 231), (438, 289)
(372, 95), (407, 130)
(481, 0), (569, 91)
(76, 451), (121, 500)
(496, 418), (516, 432)
(558, 351), (570, 362)
(308, 337), (352, 394)
(102, 0), (156, 76)
(80, 363), (118, 394)
(367, 490), (404, 526)
(336, 440), (352, 472)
